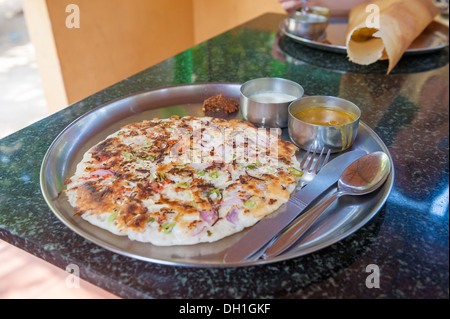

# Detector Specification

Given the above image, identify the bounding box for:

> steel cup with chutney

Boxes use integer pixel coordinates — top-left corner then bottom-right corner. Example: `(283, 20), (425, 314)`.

(288, 96), (361, 153)
(240, 78), (304, 128)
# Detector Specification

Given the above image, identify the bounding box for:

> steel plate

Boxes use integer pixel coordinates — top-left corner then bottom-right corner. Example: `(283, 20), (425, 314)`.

(280, 18), (449, 55)
(40, 83), (394, 267)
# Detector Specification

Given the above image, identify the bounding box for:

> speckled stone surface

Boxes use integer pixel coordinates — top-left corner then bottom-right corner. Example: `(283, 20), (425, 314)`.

(0, 13), (448, 299)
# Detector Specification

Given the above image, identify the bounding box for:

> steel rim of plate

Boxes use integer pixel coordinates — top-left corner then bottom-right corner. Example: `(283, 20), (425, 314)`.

(40, 83), (394, 268)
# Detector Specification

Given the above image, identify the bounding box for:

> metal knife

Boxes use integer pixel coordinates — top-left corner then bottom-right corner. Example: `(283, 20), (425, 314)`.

(223, 149), (366, 263)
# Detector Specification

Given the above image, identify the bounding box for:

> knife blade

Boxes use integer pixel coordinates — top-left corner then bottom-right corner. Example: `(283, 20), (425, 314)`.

(223, 149), (366, 263)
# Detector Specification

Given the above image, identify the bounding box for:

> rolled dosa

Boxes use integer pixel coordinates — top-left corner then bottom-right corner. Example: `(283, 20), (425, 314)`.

(346, 0), (439, 73)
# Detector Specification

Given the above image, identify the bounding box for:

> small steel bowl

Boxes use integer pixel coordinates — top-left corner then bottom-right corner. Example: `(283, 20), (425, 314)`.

(286, 12), (329, 40)
(240, 78), (304, 128)
(288, 96), (361, 153)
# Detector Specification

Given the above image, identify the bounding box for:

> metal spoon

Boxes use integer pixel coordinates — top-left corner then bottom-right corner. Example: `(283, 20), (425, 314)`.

(262, 151), (391, 259)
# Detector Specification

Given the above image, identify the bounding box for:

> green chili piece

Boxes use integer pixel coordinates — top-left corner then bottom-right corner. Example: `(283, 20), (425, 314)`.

(197, 169), (205, 176)
(207, 188), (221, 198)
(107, 209), (119, 223)
(161, 222), (176, 234)
(244, 199), (257, 209)
(122, 151), (134, 161)
(288, 167), (303, 178)
(176, 182), (190, 189)
(140, 155), (155, 161)
(209, 171), (220, 178)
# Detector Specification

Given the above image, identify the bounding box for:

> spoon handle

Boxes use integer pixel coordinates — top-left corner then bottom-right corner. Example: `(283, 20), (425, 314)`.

(263, 190), (343, 259)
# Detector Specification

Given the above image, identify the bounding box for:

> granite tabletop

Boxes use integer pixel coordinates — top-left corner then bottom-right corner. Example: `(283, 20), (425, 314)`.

(0, 13), (448, 299)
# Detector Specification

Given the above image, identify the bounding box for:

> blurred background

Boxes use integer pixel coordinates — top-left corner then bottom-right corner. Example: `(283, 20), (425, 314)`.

(0, 0), (48, 138)
(0, 0), (286, 139)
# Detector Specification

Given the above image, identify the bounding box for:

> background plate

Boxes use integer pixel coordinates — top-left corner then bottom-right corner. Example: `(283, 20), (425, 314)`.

(280, 18), (449, 55)
(40, 83), (394, 267)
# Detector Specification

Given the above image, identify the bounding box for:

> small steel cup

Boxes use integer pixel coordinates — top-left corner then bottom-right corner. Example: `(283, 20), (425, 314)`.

(286, 12), (329, 40)
(309, 6), (331, 19)
(240, 78), (304, 128)
(288, 96), (361, 153)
